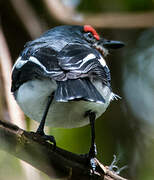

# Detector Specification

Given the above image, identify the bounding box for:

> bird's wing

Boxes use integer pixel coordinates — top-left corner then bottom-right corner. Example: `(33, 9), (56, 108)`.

(55, 43), (110, 103)
(57, 43), (110, 83)
(11, 43), (109, 103)
(11, 45), (64, 92)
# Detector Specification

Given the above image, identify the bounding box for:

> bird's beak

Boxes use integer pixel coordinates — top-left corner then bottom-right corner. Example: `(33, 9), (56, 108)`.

(100, 39), (125, 49)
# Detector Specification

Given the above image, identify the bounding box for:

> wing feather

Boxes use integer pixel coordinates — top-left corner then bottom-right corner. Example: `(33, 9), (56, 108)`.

(11, 42), (110, 103)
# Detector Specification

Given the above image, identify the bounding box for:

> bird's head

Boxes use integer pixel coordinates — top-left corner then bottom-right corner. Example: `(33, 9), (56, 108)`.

(82, 25), (125, 57)
(29, 25), (124, 56)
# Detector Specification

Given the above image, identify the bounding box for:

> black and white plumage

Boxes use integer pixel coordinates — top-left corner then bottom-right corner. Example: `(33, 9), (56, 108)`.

(11, 25), (124, 163)
(12, 25), (123, 128)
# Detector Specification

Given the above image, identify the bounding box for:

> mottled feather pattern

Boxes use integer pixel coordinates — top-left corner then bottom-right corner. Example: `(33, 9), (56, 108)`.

(12, 42), (111, 91)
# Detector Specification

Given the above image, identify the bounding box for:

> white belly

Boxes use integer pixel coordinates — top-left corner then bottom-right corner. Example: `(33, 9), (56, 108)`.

(15, 79), (113, 128)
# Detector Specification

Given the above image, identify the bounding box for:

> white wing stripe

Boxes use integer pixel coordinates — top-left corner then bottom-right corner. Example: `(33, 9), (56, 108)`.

(83, 53), (96, 63)
(12, 56), (27, 71)
(29, 56), (44, 68)
(62, 53), (96, 70)
(29, 56), (61, 74)
(13, 56), (62, 75)
(98, 56), (106, 67)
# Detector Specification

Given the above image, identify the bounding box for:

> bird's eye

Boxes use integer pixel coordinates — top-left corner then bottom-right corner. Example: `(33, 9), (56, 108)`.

(83, 25), (100, 40)
(84, 32), (96, 43)
(87, 32), (93, 38)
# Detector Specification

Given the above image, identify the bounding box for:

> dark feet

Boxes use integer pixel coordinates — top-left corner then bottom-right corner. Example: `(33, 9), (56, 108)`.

(79, 153), (97, 174)
(36, 93), (56, 147)
(88, 143), (97, 172)
(89, 143), (97, 158)
(84, 110), (97, 173)
(36, 129), (56, 148)
(88, 111), (97, 172)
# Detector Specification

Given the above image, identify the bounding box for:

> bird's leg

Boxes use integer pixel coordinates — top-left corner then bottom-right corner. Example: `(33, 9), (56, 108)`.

(36, 93), (54, 134)
(86, 110), (97, 172)
(36, 92), (56, 147)
(89, 111), (97, 158)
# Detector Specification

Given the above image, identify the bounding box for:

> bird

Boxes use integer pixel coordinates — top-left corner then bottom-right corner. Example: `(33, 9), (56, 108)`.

(11, 25), (124, 170)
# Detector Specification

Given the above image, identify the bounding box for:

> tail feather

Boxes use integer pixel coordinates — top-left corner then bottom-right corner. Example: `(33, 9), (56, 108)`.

(54, 78), (105, 103)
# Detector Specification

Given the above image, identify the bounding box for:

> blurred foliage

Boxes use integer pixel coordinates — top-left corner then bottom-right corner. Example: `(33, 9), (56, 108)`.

(0, 150), (23, 180)
(77, 0), (154, 13)
(1, 0), (154, 180)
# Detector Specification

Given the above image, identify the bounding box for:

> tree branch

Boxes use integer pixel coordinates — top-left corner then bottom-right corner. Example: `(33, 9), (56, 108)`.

(0, 119), (128, 180)
(0, 24), (47, 179)
(9, 0), (46, 38)
(44, 0), (154, 28)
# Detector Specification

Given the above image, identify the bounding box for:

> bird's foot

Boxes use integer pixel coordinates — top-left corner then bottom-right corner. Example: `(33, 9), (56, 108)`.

(36, 129), (56, 149)
(80, 144), (97, 174)
(41, 134), (56, 148)
(109, 155), (127, 175)
(88, 143), (97, 173)
(88, 143), (97, 158)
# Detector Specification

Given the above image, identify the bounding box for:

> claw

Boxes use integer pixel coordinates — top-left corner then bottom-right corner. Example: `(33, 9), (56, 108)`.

(42, 134), (56, 148)
(88, 143), (97, 174)
(90, 158), (97, 173)
(79, 153), (97, 174)
(36, 129), (56, 149)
